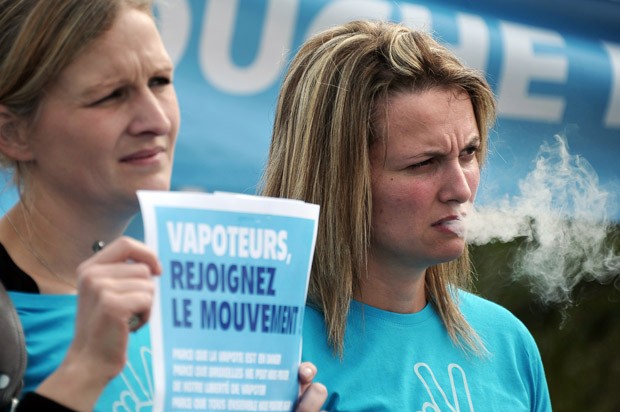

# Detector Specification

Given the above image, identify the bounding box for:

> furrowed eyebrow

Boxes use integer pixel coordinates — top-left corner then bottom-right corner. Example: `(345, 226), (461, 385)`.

(410, 136), (481, 159)
(79, 63), (174, 100)
(465, 136), (481, 148)
(82, 83), (116, 97)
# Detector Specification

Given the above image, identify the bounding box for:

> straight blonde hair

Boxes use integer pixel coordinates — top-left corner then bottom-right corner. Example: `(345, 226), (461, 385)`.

(261, 20), (496, 356)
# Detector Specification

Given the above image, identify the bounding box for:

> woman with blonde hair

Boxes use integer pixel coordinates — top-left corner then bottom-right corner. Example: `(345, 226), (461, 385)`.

(262, 20), (552, 410)
(0, 1), (325, 410)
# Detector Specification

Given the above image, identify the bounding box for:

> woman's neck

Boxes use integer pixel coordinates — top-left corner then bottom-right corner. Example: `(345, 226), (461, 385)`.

(356, 257), (428, 314)
(0, 200), (131, 293)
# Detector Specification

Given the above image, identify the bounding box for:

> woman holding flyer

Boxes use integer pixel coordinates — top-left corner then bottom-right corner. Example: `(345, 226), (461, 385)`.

(0, 0), (325, 410)
(261, 20), (552, 410)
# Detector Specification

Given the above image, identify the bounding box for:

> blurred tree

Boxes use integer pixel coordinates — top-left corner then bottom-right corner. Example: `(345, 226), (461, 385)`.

(470, 226), (620, 412)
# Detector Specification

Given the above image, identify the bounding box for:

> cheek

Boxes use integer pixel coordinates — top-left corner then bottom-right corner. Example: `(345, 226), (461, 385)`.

(30, 117), (82, 160)
(372, 180), (426, 221)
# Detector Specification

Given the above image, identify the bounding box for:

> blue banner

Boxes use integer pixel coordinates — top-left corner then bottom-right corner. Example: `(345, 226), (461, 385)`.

(2, 0), (618, 223)
(154, 0), (620, 221)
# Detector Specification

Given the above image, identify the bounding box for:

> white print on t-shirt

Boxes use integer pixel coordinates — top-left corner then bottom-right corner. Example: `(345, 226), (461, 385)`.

(414, 362), (474, 412)
(113, 346), (154, 412)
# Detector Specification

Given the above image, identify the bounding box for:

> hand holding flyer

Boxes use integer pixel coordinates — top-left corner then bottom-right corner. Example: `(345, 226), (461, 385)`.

(138, 191), (320, 412)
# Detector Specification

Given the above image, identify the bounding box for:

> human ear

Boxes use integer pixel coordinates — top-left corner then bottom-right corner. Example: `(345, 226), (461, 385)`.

(0, 105), (34, 161)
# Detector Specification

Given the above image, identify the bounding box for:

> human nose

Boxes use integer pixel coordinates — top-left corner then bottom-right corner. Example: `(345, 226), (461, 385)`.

(128, 89), (172, 137)
(438, 160), (474, 204)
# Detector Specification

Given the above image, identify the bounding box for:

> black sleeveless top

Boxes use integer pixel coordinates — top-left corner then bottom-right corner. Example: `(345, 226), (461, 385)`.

(0, 244), (39, 293)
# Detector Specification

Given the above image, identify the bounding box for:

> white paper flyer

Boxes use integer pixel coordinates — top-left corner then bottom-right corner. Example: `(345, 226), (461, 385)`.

(138, 190), (320, 412)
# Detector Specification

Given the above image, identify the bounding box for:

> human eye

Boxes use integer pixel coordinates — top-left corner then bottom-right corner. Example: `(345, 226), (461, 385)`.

(408, 158), (435, 170)
(460, 143), (480, 160)
(89, 88), (126, 106)
(149, 76), (172, 88)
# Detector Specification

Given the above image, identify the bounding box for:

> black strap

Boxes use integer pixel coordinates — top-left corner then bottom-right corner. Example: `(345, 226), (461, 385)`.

(13, 392), (76, 412)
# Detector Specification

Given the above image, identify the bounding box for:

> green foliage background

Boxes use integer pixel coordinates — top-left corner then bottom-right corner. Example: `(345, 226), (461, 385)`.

(470, 227), (620, 412)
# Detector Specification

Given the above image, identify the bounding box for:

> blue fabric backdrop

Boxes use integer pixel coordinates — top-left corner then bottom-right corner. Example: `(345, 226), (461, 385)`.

(2, 0), (619, 225)
(158, 0), (620, 218)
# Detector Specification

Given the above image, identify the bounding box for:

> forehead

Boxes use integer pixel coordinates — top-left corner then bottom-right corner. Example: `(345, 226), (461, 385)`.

(384, 87), (471, 121)
(374, 88), (476, 139)
(51, 7), (170, 92)
(368, 88), (479, 165)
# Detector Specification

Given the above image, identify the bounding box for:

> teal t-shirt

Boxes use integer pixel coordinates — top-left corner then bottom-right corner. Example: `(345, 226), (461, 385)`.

(302, 291), (552, 411)
(9, 292), (153, 411)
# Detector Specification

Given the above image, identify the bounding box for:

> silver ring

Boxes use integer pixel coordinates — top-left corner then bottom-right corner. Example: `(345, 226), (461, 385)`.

(128, 314), (142, 331)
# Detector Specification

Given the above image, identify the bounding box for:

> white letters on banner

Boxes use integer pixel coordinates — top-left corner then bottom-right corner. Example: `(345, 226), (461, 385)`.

(155, 0), (191, 66)
(154, 0), (618, 127)
(305, 0), (392, 39)
(604, 42), (620, 128)
(497, 22), (568, 122)
(440, 14), (490, 73)
(200, 0), (298, 94)
(399, 3), (432, 32)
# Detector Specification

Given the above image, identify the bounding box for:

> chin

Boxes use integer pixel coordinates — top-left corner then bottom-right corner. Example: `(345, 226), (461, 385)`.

(433, 242), (466, 262)
(137, 176), (172, 192)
